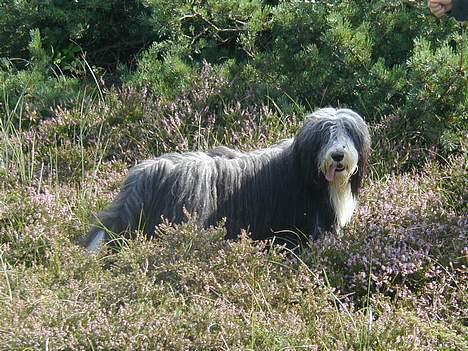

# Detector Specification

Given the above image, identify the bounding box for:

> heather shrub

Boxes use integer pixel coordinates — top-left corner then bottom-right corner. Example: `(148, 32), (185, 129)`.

(3, 62), (296, 187)
(1, 217), (466, 350)
(1, 156), (466, 350)
(0, 185), (77, 266)
(305, 162), (467, 327)
(2, 132), (466, 349)
(48, 63), (295, 165)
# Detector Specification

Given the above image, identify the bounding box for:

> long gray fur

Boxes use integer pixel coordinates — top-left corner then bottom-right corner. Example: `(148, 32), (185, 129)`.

(84, 108), (371, 253)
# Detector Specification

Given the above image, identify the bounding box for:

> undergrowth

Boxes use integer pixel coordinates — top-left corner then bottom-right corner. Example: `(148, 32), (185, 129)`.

(1, 2), (466, 349)
(0, 71), (466, 350)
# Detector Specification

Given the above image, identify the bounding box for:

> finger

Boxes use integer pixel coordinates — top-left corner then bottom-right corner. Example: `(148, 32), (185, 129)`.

(429, 0), (451, 4)
(429, 4), (443, 15)
(429, 1), (443, 8)
(433, 8), (447, 17)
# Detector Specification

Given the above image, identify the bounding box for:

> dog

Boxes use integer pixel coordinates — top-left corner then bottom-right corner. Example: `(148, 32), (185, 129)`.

(84, 107), (371, 252)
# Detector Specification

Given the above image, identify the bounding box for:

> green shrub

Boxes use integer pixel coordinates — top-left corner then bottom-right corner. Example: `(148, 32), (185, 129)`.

(1, 0), (466, 161)
(0, 0), (156, 70)
(129, 0), (466, 157)
(129, 41), (196, 100)
(0, 29), (81, 122)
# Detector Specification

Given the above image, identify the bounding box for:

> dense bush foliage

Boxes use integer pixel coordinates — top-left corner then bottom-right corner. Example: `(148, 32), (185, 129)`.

(1, 0), (466, 156)
(0, 0), (155, 68)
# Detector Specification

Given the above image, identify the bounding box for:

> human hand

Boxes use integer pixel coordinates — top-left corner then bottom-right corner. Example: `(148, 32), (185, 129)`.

(427, 0), (453, 17)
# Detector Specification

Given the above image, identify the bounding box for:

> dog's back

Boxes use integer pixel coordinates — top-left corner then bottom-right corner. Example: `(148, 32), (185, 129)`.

(83, 142), (291, 253)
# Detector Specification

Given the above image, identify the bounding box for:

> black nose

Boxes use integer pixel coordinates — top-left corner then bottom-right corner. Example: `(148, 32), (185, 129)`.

(331, 151), (344, 162)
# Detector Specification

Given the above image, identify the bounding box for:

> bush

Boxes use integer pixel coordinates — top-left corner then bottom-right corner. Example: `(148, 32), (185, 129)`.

(1, 1), (466, 159)
(0, 0), (156, 70)
(131, 0), (466, 157)
(128, 40), (197, 100)
(0, 30), (81, 122)
(1, 169), (466, 349)
(305, 161), (467, 325)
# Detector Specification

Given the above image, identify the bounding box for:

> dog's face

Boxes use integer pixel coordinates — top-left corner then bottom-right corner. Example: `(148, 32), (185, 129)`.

(293, 108), (370, 189)
(319, 124), (359, 185)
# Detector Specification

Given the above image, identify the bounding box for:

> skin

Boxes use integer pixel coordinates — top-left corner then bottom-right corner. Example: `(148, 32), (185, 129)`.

(428, 0), (453, 17)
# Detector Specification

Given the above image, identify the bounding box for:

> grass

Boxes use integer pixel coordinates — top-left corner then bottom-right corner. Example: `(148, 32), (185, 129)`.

(0, 70), (466, 350)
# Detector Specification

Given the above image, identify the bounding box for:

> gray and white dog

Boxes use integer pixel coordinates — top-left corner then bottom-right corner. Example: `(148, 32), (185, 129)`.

(84, 107), (371, 252)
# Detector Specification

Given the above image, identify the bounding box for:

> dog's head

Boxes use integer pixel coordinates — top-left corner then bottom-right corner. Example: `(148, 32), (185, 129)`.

(293, 108), (371, 193)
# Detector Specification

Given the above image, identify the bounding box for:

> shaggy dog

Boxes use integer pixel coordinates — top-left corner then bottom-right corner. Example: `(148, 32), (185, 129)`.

(84, 107), (371, 252)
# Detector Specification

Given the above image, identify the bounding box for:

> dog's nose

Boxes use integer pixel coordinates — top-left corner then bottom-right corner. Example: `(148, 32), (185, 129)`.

(331, 151), (344, 162)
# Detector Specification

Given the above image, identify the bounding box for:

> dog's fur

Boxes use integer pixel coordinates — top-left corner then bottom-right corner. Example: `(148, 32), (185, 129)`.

(84, 108), (371, 252)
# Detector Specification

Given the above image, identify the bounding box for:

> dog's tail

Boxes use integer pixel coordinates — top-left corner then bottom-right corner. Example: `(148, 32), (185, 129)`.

(84, 166), (148, 254)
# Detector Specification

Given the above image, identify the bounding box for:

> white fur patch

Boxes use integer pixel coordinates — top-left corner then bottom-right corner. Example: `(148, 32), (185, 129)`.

(85, 229), (105, 254)
(329, 181), (356, 227)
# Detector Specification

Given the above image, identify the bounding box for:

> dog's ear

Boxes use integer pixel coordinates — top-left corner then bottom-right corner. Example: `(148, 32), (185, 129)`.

(292, 117), (327, 180)
(350, 120), (371, 197)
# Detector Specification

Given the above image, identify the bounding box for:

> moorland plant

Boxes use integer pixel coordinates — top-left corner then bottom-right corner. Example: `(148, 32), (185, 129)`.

(0, 1), (466, 350)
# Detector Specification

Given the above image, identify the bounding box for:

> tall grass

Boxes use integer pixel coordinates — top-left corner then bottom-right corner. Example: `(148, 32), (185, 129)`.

(1, 89), (35, 185)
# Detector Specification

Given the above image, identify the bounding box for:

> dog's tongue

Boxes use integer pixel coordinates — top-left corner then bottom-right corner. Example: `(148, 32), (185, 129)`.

(325, 164), (337, 182)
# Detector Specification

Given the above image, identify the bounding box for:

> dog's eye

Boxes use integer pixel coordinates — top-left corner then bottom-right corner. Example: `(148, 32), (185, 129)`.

(344, 124), (359, 143)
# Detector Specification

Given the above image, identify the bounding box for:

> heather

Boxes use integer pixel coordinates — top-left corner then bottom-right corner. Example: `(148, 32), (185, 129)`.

(1, 175), (466, 349)
(1, 81), (467, 349)
(1, 1), (467, 350)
